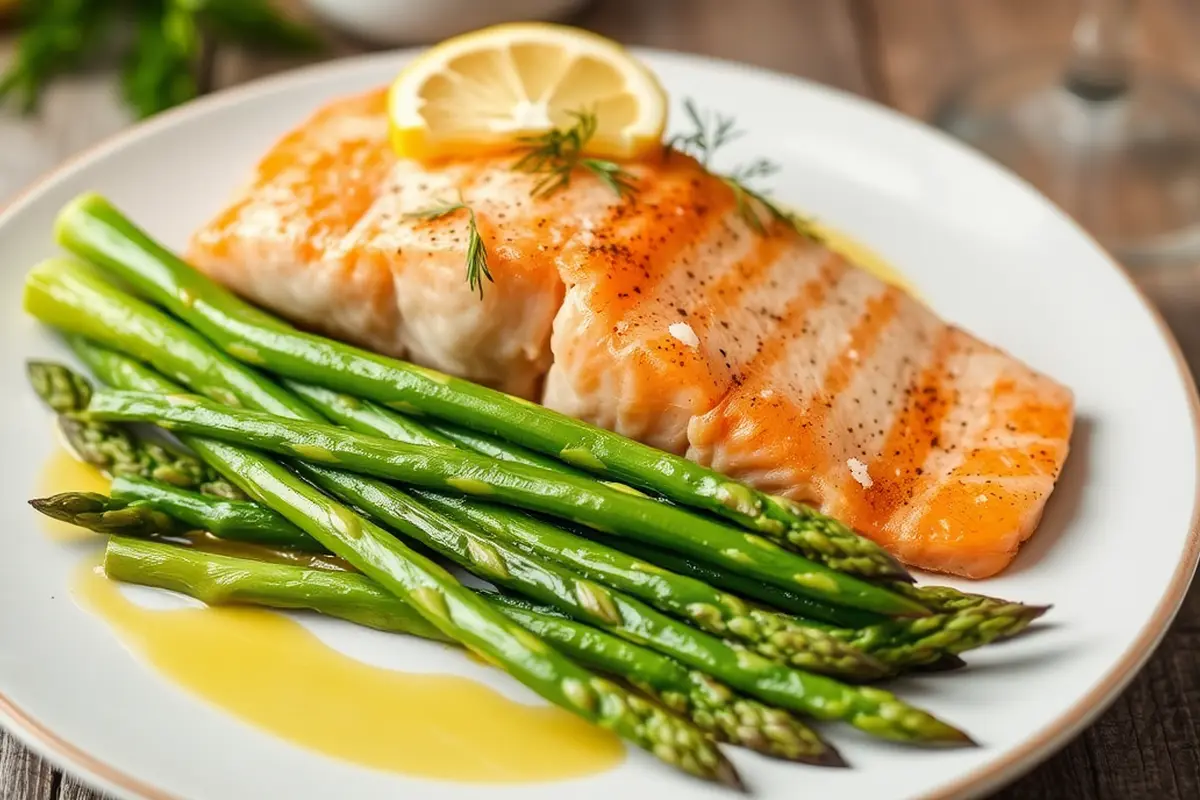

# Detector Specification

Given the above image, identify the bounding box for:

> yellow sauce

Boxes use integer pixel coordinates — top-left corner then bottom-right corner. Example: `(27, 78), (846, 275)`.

(36, 223), (909, 784)
(37, 448), (112, 543)
(813, 221), (919, 296)
(41, 454), (623, 783)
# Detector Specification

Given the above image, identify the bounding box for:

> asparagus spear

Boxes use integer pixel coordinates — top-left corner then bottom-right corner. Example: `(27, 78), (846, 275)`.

(291, 381), (887, 678)
(610, 540), (889, 628)
(27, 359), (93, 413)
(105, 535), (454, 643)
(111, 476), (319, 550)
(826, 604), (1049, 669)
(104, 536), (839, 765)
(51, 336), (966, 743)
(30, 474), (322, 551)
(25, 262), (972, 742)
(35, 465), (1030, 673)
(30, 491), (179, 537)
(63, 342), (740, 787)
(84, 388), (926, 618)
(27, 258), (922, 617)
(27, 361), (244, 499)
(286, 456), (971, 745)
(53, 192), (911, 582)
(612, 542), (1046, 670)
(486, 599), (844, 766)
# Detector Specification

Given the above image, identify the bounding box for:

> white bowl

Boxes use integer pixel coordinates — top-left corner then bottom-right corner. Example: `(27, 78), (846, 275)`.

(302, 0), (591, 45)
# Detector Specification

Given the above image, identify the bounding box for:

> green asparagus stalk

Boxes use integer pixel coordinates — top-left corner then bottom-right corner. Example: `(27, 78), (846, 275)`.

(478, 600), (843, 766)
(826, 604), (1049, 668)
(888, 582), (1024, 615)
(83, 387), (926, 618)
(36, 462), (1021, 673)
(292, 381), (888, 679)
(608, 540), (889, 628)
(27, 258), (922, 617)
(25, 262), (973, 743)
(56, 336), (965, 742)
(26, 472), (318, 552)
(28, 359), (93, 413)
(288, 455), (971, 745)
(30, 491), (179, 537)
(109, 476), (321, 550)
(104, 536), (839, 765)
(34, 342), (1032, 674)
(105, 535), (454, 643)
(27, 360), (244, 498)
(611, 542), (1045, 670)
(53, 192), (911, 582)
(63, 343), (740, 787)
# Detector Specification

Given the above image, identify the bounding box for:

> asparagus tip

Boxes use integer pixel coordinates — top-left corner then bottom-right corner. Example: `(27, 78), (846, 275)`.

(28, 492), (105, 523)
(938, 725), (979, 748)
(912, 654), (968, 674)
(811, 742), (849, 768)
(715, 758), (747, 792)
(882, 552), (916, 583)
(1023, 604), (1052, 621)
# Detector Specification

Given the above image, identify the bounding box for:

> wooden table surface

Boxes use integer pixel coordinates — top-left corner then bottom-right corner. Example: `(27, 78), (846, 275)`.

(2, 1), (1198, 798)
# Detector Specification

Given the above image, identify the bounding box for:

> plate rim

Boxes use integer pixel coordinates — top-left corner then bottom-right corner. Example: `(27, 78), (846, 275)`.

(1, 45), (1198, 800)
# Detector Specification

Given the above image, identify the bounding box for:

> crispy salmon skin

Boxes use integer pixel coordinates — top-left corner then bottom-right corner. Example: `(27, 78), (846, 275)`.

(188, 89), (1074, 579)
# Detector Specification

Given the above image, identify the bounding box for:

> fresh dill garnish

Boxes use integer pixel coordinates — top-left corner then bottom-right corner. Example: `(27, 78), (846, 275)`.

(668, 98), (822, 241)
(405, 196), (493, 299)
(512, 110), (639, 199)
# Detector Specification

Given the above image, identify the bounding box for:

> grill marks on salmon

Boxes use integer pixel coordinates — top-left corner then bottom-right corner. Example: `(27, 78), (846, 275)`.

(188, 90), (1074, 579)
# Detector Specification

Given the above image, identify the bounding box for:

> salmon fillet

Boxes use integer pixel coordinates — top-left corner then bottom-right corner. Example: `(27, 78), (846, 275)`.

(188, 89), (1074, 578)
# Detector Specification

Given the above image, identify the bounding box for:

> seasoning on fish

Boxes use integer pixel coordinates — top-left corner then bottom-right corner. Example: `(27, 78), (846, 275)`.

(188, 89), (1074, 579)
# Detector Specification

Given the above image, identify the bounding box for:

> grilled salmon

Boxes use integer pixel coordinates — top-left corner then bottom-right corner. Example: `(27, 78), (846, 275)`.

(188, 89), (1074, 578)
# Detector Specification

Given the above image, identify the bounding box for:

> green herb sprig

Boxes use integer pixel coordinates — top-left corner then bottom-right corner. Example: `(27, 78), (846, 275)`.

(669, 99), (821, 241)
(512, 110), (639, 199)
(0, 0), (322, 119)
(405, 196), (493, 299)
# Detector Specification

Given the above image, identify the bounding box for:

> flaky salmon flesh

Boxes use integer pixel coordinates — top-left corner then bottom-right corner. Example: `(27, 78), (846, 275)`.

(188, 89), (1074, 579)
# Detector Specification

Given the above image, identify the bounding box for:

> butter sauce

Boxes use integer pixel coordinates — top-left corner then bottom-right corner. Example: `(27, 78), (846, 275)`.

(42, 454), (623, 783)
(38, 226), (904, 783)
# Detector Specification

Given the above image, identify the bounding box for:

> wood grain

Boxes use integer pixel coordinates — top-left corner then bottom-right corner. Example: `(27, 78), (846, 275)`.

(1, 1), (1199, 799)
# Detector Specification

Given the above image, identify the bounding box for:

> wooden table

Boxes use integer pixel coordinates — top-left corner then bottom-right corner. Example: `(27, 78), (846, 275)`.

(2, 1), (1198, 798)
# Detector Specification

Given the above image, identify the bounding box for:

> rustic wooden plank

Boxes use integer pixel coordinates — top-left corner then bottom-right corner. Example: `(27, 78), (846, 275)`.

(996, 626), (1200, 799)
(0, 730), (57, 800)
(53, 775), (108, 800)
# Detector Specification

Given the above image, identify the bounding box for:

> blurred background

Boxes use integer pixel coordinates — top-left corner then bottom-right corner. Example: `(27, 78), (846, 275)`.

(0, 2), (1197, 799)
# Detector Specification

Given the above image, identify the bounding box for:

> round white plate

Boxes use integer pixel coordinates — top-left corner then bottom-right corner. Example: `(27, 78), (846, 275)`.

(1, 49), (1197, 800)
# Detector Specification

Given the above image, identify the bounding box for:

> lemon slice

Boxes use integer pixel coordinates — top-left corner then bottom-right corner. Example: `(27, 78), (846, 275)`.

(388, 23), (667, 161)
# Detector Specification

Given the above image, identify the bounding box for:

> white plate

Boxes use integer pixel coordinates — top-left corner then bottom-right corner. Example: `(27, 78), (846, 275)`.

(1, 49), (1197, 800)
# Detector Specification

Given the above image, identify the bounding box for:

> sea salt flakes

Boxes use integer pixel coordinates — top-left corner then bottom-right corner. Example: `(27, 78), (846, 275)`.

(847, 457), (873, 488)
(669, 322), (700, 348)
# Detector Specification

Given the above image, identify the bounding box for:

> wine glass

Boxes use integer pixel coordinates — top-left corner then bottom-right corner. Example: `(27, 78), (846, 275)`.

(933, 0), (1200, 267)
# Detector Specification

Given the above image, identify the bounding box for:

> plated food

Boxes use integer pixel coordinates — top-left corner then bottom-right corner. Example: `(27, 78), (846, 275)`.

(3, 20), (1196, 800)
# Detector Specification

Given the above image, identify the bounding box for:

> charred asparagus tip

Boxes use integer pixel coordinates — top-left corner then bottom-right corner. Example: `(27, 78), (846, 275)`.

(1023, 604), (1052, 620)
(813, 743), (849, 768)
(715, 759), (747, 792)
(912, 654), (968, 674)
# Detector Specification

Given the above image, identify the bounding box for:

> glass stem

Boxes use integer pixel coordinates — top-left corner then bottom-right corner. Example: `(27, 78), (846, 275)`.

(1063, 0), (1135, 100)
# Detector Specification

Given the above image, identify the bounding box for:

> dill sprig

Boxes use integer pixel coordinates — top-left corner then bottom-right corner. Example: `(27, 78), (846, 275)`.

(512, 110), (638, 199)
(405, 196), (493, 299)
(668, 99), (822, 241)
